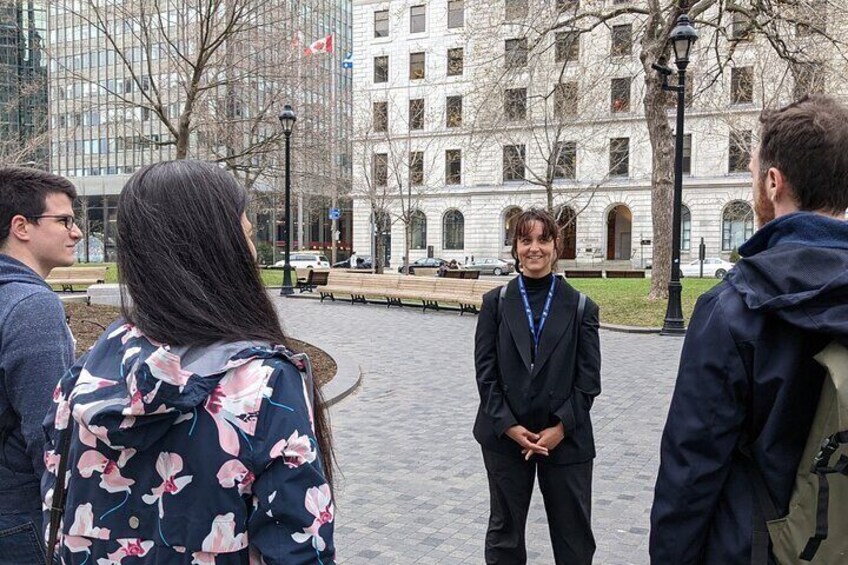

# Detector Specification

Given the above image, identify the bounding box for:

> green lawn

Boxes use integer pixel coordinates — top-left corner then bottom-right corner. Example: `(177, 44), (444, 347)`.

(567, 278), (721, 327)
(93, 262), (720, 328)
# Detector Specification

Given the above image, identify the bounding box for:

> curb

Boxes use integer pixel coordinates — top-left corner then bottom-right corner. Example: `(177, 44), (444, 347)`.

(312, 340), (363, 407)
(599, 323), (664, 334)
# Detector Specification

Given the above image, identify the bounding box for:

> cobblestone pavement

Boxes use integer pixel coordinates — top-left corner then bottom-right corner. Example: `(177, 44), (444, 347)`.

(275, 297), (684, 565)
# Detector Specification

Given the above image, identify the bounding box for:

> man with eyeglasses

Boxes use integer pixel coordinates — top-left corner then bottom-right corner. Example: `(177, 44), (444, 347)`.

(0, 166), (80, 563)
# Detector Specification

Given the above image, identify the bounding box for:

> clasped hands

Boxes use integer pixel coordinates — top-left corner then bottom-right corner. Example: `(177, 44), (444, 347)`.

(506, 422), (565, 461)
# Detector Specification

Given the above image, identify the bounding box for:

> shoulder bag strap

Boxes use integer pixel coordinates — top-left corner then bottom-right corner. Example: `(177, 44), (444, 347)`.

(46, 420), (74, 565)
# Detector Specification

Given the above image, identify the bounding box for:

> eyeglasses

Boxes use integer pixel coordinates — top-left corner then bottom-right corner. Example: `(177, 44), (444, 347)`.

(27, 214), (77, 230)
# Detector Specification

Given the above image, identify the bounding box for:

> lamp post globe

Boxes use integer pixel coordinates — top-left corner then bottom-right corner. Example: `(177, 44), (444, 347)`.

(660, 14), (697, 336)
(279, 105), (297, 296)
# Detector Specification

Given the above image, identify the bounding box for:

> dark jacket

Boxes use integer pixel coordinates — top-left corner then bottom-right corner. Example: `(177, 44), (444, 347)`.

(650, 212), (848, 564)
(473, 276), (601, 464)
(0, 254), (75, 514)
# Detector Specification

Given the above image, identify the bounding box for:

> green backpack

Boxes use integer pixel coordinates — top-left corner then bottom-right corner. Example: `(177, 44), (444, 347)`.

(753, 342), (848, 564)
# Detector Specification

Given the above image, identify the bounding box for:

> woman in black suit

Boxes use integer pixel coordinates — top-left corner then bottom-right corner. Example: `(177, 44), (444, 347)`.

(473, 208), (601, 564)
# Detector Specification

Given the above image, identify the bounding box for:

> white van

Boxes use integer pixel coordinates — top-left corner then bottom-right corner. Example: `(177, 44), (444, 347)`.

(274, 253), (330, 269)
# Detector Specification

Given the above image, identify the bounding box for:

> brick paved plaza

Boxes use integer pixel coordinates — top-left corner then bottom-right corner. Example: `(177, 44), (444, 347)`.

(275, 298), (684, 564)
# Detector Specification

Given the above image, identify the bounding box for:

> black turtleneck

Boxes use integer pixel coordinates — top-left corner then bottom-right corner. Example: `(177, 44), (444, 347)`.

(521, 272), (555, 328)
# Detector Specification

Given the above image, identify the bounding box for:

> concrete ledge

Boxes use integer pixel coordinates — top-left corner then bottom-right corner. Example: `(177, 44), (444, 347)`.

(87, 283), (125, 307)
(317, 341), (363, 407)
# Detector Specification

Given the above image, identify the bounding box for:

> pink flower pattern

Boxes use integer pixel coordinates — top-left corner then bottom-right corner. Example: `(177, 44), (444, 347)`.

(141, 452), (193, 518)
(269, 430), (317, 468)
(290, 484), (334, 551)
(42, 324), (333, 563)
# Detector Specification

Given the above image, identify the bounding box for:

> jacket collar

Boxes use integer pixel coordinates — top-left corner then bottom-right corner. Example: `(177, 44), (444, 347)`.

(501, 276), (576, 376)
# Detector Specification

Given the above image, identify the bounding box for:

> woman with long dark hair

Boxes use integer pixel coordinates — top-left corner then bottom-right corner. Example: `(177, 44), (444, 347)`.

(41, 160), (335, 563)
(473, 208), (601, 564)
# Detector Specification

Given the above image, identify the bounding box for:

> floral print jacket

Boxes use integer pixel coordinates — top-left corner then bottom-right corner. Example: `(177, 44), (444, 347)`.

(41, 322), (335, 564)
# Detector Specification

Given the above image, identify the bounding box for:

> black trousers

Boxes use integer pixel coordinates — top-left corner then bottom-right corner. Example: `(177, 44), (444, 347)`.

(482, 448), (595, 565)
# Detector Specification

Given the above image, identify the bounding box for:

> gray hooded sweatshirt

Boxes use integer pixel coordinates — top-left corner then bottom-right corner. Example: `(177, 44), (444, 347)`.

(0, 253), (75, 514)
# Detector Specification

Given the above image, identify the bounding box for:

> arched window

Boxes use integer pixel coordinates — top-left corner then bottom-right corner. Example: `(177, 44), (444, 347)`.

(722, 200), (754, 251)
(443, 209), (465, 250)
(410, 210), (427, 250)
(503, 206), (522, 246)
(681, 205), (691, 251)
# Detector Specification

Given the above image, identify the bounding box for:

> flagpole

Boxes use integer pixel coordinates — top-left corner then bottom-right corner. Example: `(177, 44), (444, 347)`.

(330, 34), (338, 265)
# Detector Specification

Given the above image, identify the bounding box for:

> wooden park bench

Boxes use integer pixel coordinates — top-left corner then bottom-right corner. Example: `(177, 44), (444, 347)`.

(564, 269), (603, 279)
(46, 266), (108, 292)
(605, 270), (646, 279)
(316, 271), (502, 314)
(296, 269), (330, 293)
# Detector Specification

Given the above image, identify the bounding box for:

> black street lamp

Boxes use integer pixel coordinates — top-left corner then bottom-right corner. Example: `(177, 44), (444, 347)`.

(279, 104), (297, 296)
(654, 14), (698, 336)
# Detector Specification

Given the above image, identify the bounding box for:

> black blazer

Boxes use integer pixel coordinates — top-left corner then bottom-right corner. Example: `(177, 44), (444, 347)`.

(473, 276), (601, 464)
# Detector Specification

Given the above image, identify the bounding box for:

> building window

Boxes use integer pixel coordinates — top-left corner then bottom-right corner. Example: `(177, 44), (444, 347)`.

(554, 81), (578, 118)
(611, 24), (632, 56)
(374, 10), (389, 38)
(373, 153), (388, 187)
(503, 206), (523, 246)
(410, 210), (427, 249)
(554, 141), (577, 179)
(682, 133), (692, 174)
(503, 144), (526, 181)
(410, 5), (426, 33)
(731, 67), (753, 104)
(374, 56), (389, 83)
(681, 205), (691, 251)
(409, 98), (425, 130)
(443, 209), (465, 249)
(731, 13), (751, 41)
(410, 151), (424, 185)
(611, 78), (631, 112)
(797, 1), (827, 36)
(410, 52), (425, 79)
(556, 0), (579, 11)
(609, 137), (629, 177)
(555, 31), (579, 63)
(446, 149), (462, 184)
(505, 0), (528, 20)
(505, 38), (528, 68)
(448, 0), (464, 28)
(373, 101), (388, 133)
(447, 47), (464, 76)
(504, 88), (527, 121)
(666, 73), (695, 109)
(793, 62), (824, 99)
(722, 200), (754, 251)
(446, 95), (462, 127)
(729, 130), (751, 173)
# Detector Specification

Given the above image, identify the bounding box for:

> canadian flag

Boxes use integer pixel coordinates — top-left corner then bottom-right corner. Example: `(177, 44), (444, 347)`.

(304, 33), (333, 55)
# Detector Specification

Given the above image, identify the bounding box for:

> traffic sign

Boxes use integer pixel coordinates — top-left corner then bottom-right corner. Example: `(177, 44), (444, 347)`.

(328, 207), (341, 220)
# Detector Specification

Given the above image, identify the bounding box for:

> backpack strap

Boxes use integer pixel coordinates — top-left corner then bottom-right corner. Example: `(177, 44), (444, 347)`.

(740, 452), (780, 565)
(577, 292), (586, 324)
(798, 430), (848, 561)
(497, 283), (507, 321)
(46, 421), (74, 564)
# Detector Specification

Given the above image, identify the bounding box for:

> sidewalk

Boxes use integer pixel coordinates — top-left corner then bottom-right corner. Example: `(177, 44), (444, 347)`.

(275, 298), (683, 564)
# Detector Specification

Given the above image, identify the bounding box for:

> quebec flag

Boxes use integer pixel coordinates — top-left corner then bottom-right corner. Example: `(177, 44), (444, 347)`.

(342, 52), (353, 69)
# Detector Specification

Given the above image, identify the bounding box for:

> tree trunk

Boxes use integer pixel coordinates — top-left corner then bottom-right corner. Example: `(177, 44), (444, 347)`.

(404, 218), (411, 276)
(641, 39), (675, 300)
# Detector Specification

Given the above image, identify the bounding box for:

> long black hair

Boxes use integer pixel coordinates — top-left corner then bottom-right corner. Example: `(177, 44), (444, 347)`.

(116, 160), (334, 485)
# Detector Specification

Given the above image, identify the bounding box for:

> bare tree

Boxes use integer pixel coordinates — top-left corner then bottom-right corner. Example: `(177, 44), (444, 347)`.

(466, 0), (848, 298)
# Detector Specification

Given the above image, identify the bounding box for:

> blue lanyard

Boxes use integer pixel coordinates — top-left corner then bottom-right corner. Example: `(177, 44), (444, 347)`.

(517, 274), (557, 351)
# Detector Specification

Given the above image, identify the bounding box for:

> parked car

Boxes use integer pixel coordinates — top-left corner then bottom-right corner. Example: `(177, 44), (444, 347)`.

(465, 258), (515, 276)
(274, 252), (329, 269)
(332, 255), (373, 269)
(398, 257), (446, 274)
(680, 258), (735, 279)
